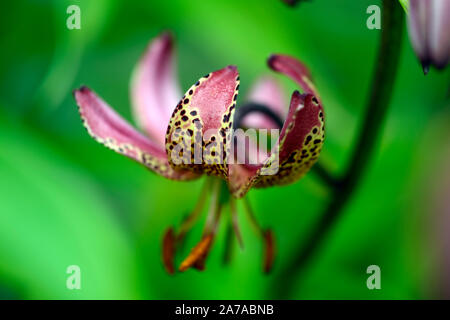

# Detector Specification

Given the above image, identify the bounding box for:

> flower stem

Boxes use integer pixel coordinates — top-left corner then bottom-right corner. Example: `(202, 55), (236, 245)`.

(177, 178), (212, 242)
(272, 0), (404, 298)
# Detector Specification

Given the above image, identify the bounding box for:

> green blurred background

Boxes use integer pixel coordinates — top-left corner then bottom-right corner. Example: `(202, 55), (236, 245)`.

(0, 0), (449, 299)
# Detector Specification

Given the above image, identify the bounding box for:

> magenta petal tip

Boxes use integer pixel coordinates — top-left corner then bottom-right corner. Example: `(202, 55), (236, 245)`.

(159, 31), (174, 42)
(267, 54), (277, 68)
(72, 85), (88, 98)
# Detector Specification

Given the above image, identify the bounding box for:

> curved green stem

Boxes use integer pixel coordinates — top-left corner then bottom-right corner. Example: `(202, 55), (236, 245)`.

(272, 0), (404, 298)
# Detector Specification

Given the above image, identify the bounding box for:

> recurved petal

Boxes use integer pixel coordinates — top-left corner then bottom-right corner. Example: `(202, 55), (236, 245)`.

(74, 86), (198, 180)
(256, 91), (324, 187)
(268, 54), (320, 100)
(229, 91), (324, 197)
(130, 32), (182, 147)
(241, 76), (286, 130)
(165, 66), (240, 179)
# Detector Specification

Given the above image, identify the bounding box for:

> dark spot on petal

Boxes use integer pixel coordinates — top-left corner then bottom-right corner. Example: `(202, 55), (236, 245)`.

(305, 135), (312, 144)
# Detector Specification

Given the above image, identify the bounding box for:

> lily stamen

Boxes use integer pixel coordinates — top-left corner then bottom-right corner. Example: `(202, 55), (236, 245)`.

(179, 234), (213, 272)
(179, 179), (224, 272)
(243, 197), (275, 273)
(243, 197), (264, 237)
(229, 197), (244, 249)
(202, 179), (222, 236)
(162, 228), (176, 274)
(162, 179), (212, 274)
(176, 179), (212, 242)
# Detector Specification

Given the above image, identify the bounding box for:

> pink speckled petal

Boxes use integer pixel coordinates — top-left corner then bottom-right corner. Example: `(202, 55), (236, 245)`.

(229, 91), (325, 198)
(130, 32), (182, 147)
(74, 86), (198, 180)
(268, 54), (320, 100)
(165, 66), (240, 180)
(229, 55), (325, 197)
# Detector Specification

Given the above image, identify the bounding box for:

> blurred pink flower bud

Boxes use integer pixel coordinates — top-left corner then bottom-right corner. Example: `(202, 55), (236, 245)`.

(407, 0), (450, 74)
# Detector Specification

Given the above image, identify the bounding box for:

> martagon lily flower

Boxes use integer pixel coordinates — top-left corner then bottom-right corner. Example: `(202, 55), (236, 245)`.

(73, 32), (325, 273)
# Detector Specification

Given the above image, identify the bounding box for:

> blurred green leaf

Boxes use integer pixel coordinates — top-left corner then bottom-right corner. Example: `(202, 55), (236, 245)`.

(0, 112), (142, 299)
(34, 0), (116, 111)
